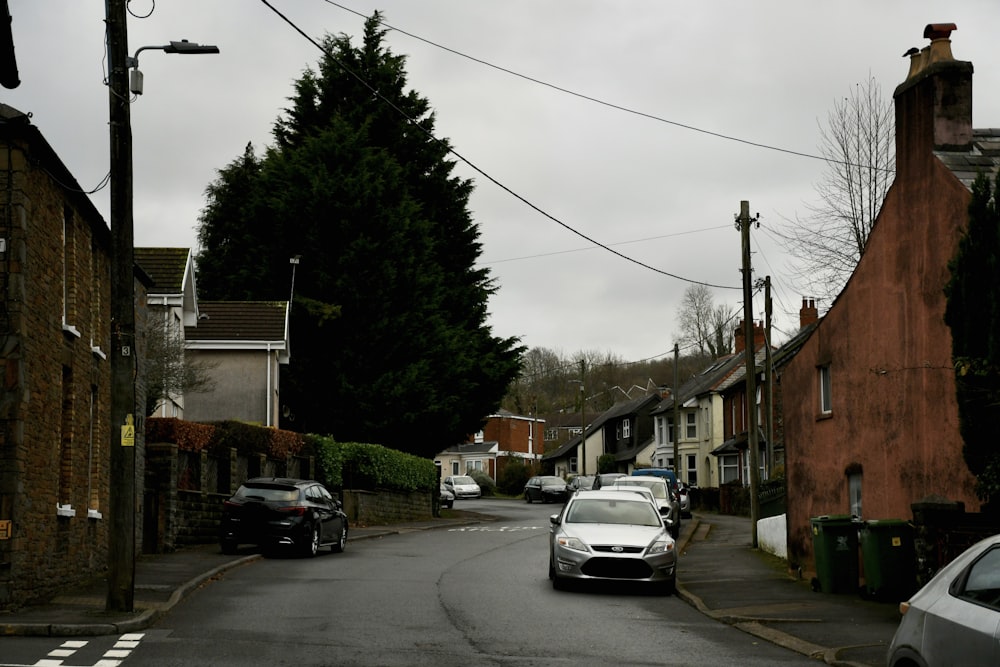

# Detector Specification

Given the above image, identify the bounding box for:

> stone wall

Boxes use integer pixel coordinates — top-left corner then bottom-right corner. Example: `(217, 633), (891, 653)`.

(343, 489), (434, 526)
(0, 132), (115, 611)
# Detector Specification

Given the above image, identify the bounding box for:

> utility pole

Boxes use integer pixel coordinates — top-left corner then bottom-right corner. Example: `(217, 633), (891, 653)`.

(737, 200), (761, 548)
(106, 0), (137, 612)
(579, 359), (586, 476)
(672, 343), (679, 476)
(764, 276), (774, 475)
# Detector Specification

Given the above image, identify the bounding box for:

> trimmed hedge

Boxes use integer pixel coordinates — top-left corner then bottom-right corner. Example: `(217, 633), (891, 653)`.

(314, 437), (437, 493)
(146, 418), (437, 494)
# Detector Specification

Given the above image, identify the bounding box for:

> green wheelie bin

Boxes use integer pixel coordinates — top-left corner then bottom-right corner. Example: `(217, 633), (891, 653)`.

(810, 515), (860, 594)
(860, 519), (916, 600)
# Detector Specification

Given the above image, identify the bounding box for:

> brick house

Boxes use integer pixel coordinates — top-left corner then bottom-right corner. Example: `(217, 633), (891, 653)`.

(781, 24), (996, 577)
(0, 105), (115, 609)
(435, 409), (545, 479)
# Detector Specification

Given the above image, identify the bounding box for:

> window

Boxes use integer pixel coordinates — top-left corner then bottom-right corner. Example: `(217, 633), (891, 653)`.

(667, 416), (674, 444)
(621, 419), (631, 440)
(685, 412), (697, 439)
(545, 428), (559, 441)
(958, 548), (1000, 611)
(569, 457), (578, 474)
(720, 454), (739, 484)
(686, 454), (697, 487)
(451, 461), (459, 475)
(848, 471), (862, 519)
(819, 365), (832, 414)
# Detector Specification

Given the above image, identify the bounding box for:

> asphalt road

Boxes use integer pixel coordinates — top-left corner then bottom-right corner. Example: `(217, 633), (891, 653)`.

(1, 499), (820, 666)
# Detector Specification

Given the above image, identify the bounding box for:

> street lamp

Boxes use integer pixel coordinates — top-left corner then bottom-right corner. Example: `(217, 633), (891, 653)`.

(127, 40), (219, 95)
(105, 0), (218, 612)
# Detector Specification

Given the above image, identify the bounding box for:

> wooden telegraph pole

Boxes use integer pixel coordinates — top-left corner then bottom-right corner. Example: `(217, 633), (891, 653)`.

(106, 0), (137, 612)
(737, 201), (761, 548)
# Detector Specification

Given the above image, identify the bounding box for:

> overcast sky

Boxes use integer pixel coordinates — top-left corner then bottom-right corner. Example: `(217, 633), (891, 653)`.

(6, 2), (1000, 363)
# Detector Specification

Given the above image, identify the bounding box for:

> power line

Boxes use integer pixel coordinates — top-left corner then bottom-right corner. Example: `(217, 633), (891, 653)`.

(325, 0), (893, 175)
(259, 0), (739, 291)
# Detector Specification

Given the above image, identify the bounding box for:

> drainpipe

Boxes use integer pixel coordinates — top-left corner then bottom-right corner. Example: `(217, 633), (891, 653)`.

(266, 342), (272, 427)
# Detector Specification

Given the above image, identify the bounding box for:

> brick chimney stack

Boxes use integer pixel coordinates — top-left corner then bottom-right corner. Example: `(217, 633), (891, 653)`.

(800, 297), (818, 328)
(894, 23), (973, 179)
(734, 319), (766, 354)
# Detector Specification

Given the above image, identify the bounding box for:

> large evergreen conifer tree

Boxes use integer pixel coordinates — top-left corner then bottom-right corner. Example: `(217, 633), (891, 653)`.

(944, 170), (1000, 501)
(196, 14), (523, 457)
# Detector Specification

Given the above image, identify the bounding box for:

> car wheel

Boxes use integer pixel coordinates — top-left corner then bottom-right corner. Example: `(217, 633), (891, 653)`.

(220, 539), (238, 555)
(525, 493), (532, 503)
(444, 500), (453, 509)
(302, 522), (320, 558)
(548, 555), (556, 580)
(331, 522), (348, 553)
(552, 574), (568, 591)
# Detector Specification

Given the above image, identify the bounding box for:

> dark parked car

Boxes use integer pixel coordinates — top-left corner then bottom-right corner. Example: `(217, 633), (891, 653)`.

(591, 472), (627, 489)
(219, 477), (348, 557)
(565, 475), (595, 496)
(524, 475), (568, 503)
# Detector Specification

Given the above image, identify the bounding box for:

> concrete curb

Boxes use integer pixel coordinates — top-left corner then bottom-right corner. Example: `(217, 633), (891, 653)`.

(673, 518), (878, 667)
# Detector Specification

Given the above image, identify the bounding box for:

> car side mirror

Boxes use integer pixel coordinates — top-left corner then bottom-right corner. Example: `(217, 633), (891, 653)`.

(549, 514), (560, 525)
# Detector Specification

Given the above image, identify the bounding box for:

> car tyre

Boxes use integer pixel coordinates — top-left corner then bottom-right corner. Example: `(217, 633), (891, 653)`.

(653, 578), (675, 596)
(525, 493), (532, 503)
(552, 574), (569, 591)
(302, 522), (320, 558)
(331, 522), (348, 553)
(220, 539), (238, 555)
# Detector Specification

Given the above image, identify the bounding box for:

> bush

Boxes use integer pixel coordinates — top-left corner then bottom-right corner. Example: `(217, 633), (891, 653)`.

(469, 469), (497, 497)
(314, 437), (437, 493)
(496, 457), (534, 496)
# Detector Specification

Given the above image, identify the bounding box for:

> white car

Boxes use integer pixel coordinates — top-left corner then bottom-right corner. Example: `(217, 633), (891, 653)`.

(548, 489), (677, 594)
(888, 533), (1000, 667)
(443, 475), (481, 499)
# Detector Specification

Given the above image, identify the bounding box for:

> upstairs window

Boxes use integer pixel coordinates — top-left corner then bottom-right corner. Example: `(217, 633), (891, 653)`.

(819, 365), (832, 414)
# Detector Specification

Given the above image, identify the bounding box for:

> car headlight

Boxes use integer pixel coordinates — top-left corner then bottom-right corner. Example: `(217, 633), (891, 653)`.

(647, 540), (674, 555)
(557, 536), (588, 552)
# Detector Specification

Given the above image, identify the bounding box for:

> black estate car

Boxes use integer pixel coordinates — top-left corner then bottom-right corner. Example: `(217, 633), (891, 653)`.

(219, 478), (348, 557)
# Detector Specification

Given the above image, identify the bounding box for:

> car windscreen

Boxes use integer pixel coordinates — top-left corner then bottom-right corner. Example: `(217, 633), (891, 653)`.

(615, 480), (667, 498)
(452, 476), (475, 485)
(565, 498), (661, 526)
(236, 485), (299, 501)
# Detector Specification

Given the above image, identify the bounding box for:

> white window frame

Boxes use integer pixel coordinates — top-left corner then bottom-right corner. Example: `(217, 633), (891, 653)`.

(819, 365), (832, 414)
(621, 418), (631, 439)
(685, 412), (697, 439)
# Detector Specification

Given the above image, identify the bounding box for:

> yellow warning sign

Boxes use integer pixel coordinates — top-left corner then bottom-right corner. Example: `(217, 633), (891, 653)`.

(891, 536), (901, 547)
(121, 414), (135, 447)
(0, 520), (11, 540)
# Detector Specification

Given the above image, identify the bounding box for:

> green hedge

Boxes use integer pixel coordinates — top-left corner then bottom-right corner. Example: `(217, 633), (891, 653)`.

(314, 437), (437, 493)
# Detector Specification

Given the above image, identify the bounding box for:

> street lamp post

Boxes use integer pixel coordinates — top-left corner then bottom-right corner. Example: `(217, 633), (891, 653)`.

(105, 0), (217, 612)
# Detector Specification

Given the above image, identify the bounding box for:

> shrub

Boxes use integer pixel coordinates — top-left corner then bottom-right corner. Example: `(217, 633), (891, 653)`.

(468, 469), (496, 497)
(496, 456), (534, 496)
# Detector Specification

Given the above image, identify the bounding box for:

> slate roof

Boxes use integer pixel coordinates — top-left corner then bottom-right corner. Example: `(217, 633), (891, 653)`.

(134, 247), (190, 294)
(186, 301), (288, 344)
(542, 393), (661, 461)
(439, 440), (498, 455)
(936, 129), (1000, 188)
(650, 353), (745, 415)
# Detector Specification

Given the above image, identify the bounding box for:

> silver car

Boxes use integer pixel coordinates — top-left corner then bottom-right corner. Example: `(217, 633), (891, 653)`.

(548, 490), (677, 594)
(443, 475), (481, 499)
(888, 532), (1000, 667)
(610, 476), (681, 539)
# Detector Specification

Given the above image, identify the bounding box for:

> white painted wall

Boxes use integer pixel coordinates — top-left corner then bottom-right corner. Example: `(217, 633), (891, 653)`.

(757, 513), (787, 560)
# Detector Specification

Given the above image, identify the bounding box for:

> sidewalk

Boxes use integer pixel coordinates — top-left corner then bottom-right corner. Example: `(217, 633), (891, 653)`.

(676, 512), (902, 667)
(1, 508), (905, 667)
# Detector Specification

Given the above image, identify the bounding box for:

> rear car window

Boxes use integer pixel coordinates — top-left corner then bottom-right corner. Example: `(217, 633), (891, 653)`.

(236, 485), (298, 501)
